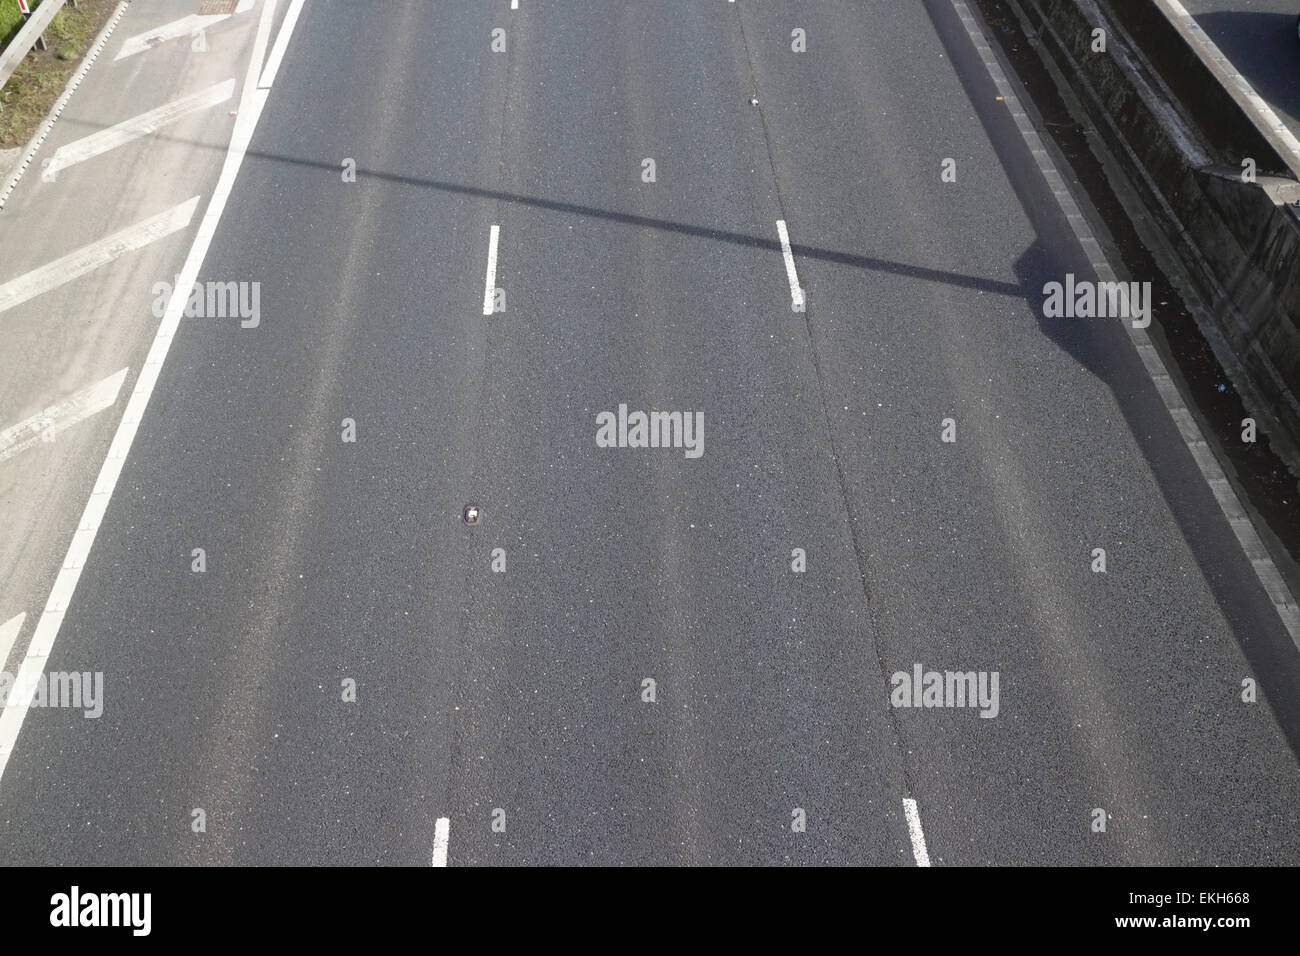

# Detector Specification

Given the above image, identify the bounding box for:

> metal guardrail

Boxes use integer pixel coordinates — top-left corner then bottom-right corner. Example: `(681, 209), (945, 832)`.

(0, 1), (69, 94)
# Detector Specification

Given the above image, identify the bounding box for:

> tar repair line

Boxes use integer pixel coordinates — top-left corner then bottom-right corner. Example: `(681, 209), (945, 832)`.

(775, 220), (804, 311)
(0, 369), (128, 464)
(482, 224), (500, 315)
(0, 0), (293, 780)
(431, 817), (450, 866)
(903, 798), (932, 867)
(43, 79), (236, 179)
(949, 0), (1300, 649)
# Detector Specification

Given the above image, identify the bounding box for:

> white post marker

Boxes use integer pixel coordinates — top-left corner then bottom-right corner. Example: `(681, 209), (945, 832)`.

(776, 219), (804, 311)
(903, 798), (931, 867)
(0, 369), (128, 464)
(431, 817), (450, 867)
(482, 224), (500, 316)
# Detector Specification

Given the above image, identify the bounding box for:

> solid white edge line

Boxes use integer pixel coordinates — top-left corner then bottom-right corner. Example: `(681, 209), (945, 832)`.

(0, 0), (291, 780)
(258, 0), (306, 89)
(776, 219), (804, 311)
(483, 224), (500, 316)
(903, 798), (932, 867)
(948, 0), (1300, 648)
(431, 817), (450, 866)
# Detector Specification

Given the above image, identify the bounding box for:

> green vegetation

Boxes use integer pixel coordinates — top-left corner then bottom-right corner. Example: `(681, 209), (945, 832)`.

(0, 0), (115, 149)
(0, 1), (42, 53)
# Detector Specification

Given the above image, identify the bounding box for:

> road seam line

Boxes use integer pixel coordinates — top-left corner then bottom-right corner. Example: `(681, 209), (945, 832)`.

(950, 0), (1300, 649)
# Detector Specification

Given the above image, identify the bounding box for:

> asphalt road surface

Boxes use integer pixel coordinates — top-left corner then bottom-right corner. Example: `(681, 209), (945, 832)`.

(0, 0), (1297, 866)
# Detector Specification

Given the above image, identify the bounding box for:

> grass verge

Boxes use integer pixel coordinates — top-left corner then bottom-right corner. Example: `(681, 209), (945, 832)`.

(0, 0), (120, 149)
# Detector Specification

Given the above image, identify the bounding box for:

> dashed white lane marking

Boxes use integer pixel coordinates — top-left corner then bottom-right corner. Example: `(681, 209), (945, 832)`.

(775, 219), (804, 312)
(115, 14), (236, 61)
(511, 0), (519, 9)
(0, 614), (25, 674)
(950, 0), (1300, 649)
(45, 80), (236, 179)
(0, 197), (199, 316)
(0, 0), (291, 782)
(903, 798), (931, 867)
(258, 0), (306, 89)
(431, 817), (450, 867)
(482, 224), (500, 316)
(0, 369), (128, 464)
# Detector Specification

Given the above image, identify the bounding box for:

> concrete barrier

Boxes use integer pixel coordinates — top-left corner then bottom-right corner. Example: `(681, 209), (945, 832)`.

(1012, 0), (1300, 473)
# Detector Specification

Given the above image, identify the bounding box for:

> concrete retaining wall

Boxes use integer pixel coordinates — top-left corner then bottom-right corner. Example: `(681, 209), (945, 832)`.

(1017, 0), (1300, 471)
